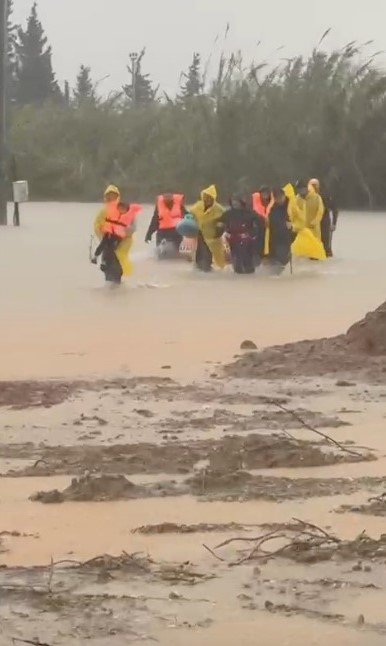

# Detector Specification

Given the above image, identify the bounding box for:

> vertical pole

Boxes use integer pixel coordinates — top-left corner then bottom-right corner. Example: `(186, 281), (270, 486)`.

(13, 201), (19, 226)
(0, 0), (8, 225)
(10, 154), (19, 226)
(130, 52), (138, 107)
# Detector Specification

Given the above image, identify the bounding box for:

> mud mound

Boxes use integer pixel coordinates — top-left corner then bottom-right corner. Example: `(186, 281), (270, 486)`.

(346, 301), (386, 354)
(31, 474), (182, 504)
(226, 301), (386, 381)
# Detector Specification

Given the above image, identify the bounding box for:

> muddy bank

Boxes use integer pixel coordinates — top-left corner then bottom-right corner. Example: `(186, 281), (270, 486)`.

(29, 470), (386, 505)
(226, 301), (386, 381)
(4, 431), (370, 480)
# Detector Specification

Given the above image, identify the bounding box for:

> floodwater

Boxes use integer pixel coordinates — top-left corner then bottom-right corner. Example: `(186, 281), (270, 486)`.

(1, 204), (386, 645)
(0, 203), (385, 380)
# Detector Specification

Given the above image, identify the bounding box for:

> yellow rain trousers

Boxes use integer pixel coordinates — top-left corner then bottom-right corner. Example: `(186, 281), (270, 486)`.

(189, 184), (226, 269)
(291, 228), (327, 260)
(94, 189), (134, 277)
(287, 191), (326, 260)
(289, 192), (324, 239)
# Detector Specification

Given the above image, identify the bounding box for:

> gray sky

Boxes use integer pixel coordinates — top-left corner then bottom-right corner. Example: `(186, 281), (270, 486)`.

(13, 0), (386, 95)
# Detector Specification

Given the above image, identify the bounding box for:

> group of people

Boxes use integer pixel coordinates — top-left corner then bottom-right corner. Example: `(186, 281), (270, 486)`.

(92, 180), (338, 284)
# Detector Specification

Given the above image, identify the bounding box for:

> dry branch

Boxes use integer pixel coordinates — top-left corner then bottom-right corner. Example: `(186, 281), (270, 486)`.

(268, 401), (363, 457)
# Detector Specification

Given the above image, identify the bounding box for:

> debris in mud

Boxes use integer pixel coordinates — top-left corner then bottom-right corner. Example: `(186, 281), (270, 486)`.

(225, 300), (386, 381)
(0, 376), (175, 410)
(133, 408), (155, 418)
(208, 519), (386, 565)
(73, 414), (108, 426)
(65, 551), (212, 584)
(30, 474), (183, 504)
(337, 492), (386, 517)
(133, 522), (253, 535)
(0, 380), (80, 410)
(336, 380), (356, 387)
(7, 430), (372, 480)
(264, 599), (345, 623)
(79, 551), (154, 574)
(160, 406), (350, 435)
(188, 471), (386, 502)
(0, 530), (39, 538)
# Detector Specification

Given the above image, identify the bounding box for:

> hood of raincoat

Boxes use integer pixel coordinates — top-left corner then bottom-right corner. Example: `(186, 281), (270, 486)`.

(283, 183), (295, 199)
(104, 184), (120, 198)
(201, 184), (217, 201)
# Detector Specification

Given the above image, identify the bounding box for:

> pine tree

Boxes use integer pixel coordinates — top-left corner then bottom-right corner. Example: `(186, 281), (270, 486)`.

(73, 65), (95, 105)
(122, 48), (157, 107)
(179, 53), (203, 100)
(15, 2), (60, 105)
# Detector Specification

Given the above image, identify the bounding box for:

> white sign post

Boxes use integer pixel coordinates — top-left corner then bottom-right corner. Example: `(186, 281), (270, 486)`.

(12, 180), (29, 226)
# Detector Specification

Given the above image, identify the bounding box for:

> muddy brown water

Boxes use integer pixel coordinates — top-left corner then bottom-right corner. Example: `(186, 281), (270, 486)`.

(1, 205), (386, 644)
(1, 204), (386, 380)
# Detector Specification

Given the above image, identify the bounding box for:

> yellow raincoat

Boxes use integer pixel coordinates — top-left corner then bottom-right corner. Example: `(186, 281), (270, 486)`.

(288, 191), (324, 239)
(93, 185), (134, 277)
(287, 188), (326, 260)
(190, 185), (226, 268)
(291, 228), (326, 260)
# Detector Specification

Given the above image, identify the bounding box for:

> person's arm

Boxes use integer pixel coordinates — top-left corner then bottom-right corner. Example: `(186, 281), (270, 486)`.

(330, 197), (339, 228)
(145, 208), (159, 242)
(313, 195), (324, 226)
(216, 209), (228, 235)
(288, 198), (304, 232)
(94, 208), (106, 240)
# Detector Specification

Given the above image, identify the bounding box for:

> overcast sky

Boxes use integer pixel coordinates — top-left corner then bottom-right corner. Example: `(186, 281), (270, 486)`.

(13, 0), (386, 95)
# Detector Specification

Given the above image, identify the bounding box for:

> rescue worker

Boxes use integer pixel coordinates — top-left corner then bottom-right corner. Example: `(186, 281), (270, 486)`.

(93, 185), (141, 284)
(190, 185), (226, 272)
(266, 188), (293, 274)
(252, 186), (272, 219)
(251, 186), (272, 265)
(219, 195), (265, 274)
(289, 179), (324, 240)
(288, 180), (326, 260)
(309, 178), (339, 257)
(145, 193), (187, 257)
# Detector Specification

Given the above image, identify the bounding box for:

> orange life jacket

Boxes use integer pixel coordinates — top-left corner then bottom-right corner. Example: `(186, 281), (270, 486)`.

(102, 201), (142, 239)
(157, 194), (184, 230)
(252, 192), (272, 219)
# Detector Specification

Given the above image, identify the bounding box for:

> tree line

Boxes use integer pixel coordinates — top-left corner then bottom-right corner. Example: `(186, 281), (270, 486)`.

(6, 2), (386, 208)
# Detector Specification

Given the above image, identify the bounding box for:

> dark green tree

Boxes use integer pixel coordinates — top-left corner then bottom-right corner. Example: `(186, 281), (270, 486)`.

(123, 48), (157, 107)
(179, 53), (203, 100)
(73, 65), (95, 105)
(15, 2), (60, 105)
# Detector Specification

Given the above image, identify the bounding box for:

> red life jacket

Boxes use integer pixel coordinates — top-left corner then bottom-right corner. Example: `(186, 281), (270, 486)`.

(157, 194), (184, 230)
(252, 192), (272, 219)
(102, 201), (142, 239)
